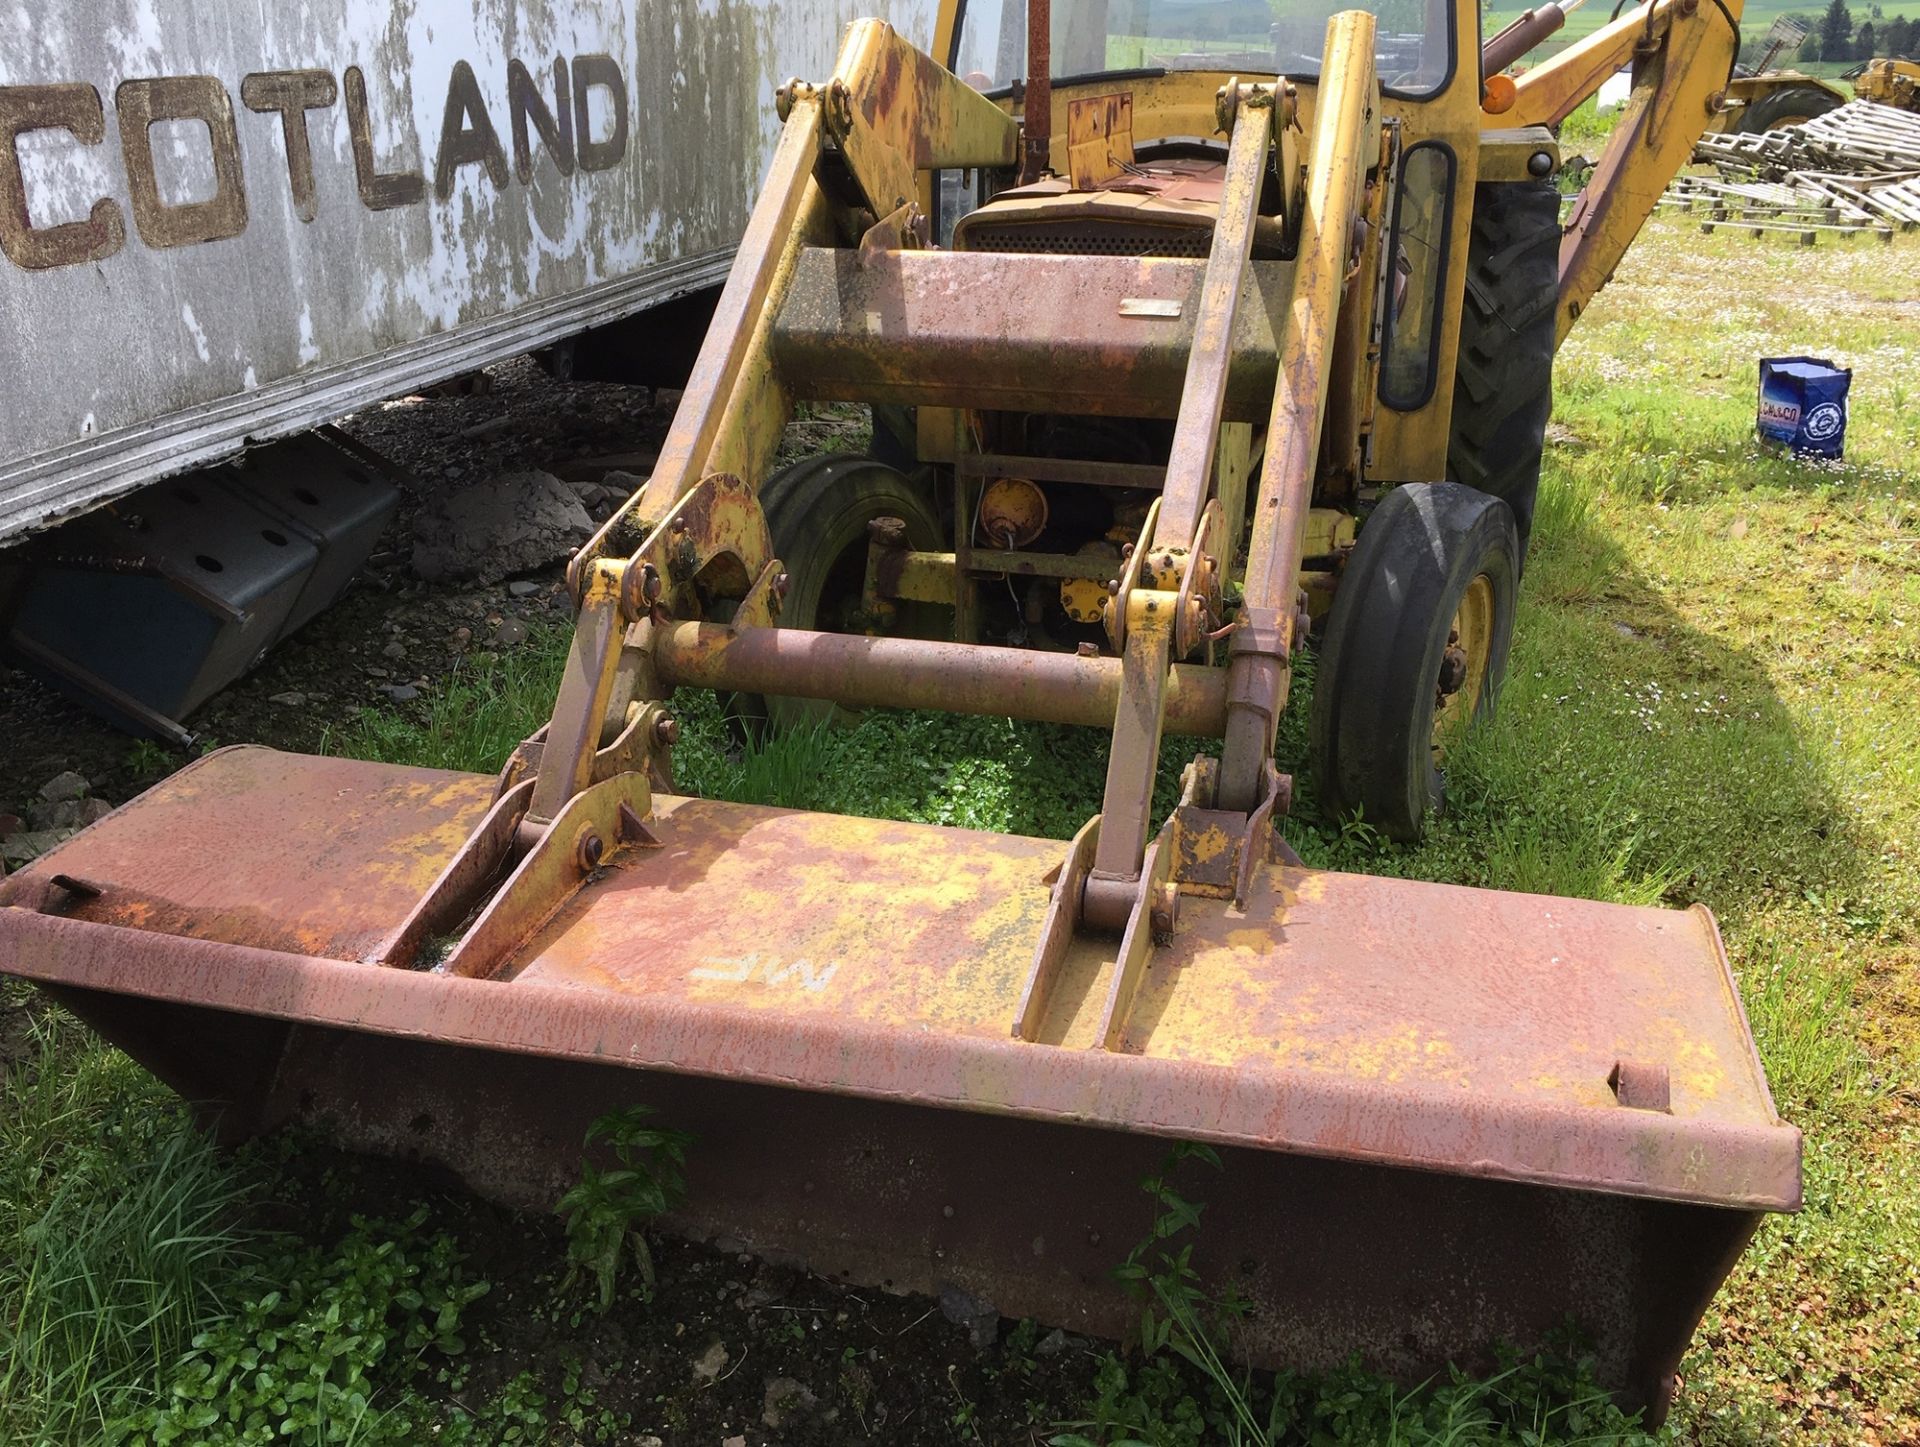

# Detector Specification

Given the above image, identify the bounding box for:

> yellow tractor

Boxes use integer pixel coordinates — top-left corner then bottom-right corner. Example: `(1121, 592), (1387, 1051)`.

(1856, 55), (1920, 111)
(1698, 16), (1846, 133)
(0, 0), (1798, 1421)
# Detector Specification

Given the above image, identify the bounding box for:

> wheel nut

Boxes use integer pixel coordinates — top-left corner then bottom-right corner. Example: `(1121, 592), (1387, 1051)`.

(653, 713), (681, 747)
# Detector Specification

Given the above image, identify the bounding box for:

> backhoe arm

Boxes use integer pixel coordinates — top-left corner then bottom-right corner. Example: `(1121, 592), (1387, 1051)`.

(1502, 0), (1744, 342)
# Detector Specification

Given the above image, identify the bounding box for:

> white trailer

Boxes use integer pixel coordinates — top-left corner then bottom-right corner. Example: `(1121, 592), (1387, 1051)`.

(0, 0), (937, 540)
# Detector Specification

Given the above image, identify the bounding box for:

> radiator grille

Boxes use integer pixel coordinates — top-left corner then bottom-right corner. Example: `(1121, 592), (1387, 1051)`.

(961, 223), (1212, 258)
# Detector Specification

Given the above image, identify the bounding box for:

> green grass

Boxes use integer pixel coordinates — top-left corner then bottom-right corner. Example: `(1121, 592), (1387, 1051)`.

(5, 217), (1918, 1442)
(0, 1006), (256, 1443)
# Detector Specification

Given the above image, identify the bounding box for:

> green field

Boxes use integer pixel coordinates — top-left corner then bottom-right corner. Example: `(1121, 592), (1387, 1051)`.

(4, 215), (1919, 1443)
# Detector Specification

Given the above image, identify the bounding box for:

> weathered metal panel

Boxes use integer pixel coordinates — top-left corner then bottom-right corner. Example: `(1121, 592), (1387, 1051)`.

(0, 0), (937, 539)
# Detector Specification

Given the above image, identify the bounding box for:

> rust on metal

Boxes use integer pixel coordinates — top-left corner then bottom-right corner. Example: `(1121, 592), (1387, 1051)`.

(770, 249), (1291, 420)
(1020, 0), (1051, 183)
(650, 621), (1230, 736)
(1220, 12), (1379, 812)
(1066, 91), (1134, 189)
(0, 724), (1799, 1423)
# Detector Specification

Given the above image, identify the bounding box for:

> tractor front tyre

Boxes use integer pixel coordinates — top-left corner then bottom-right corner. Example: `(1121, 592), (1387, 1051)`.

(1308, 483), (1520, 842)
(1739, 84), (1842, 132)
(1447, 179), (1558, 560)
(745, 453), (946, 731)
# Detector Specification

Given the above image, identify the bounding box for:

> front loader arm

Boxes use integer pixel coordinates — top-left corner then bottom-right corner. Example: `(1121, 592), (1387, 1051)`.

(1503, 0), (1743, 342)
(397, 22), (1016, 977)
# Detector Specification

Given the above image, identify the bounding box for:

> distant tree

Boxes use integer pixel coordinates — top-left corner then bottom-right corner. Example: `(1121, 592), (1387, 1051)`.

(1799, 30), (1825, 59)
(1820, 0), (1855, 55)
(1871, 3), (1882, 17)
(1886, 15), (1914, 53)
(1857, 20), (1877, 56)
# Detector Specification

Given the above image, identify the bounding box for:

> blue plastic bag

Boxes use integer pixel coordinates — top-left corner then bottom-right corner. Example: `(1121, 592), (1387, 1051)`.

(1757, 356), (1851, 459)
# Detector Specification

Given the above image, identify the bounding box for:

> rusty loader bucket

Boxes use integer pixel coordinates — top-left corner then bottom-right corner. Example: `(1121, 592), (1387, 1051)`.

(0, 11), (1795, 1423)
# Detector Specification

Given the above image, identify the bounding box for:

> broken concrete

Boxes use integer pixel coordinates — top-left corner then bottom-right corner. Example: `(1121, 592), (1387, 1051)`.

(410, 470), (593, 585)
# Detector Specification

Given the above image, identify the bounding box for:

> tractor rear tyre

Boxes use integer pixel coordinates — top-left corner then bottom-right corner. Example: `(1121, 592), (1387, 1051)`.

(1447, 179), (1558, 560)
(1738, 84), (1842, 132)
(1308, 483), (1520, 841)
(745, 453), (945, 730)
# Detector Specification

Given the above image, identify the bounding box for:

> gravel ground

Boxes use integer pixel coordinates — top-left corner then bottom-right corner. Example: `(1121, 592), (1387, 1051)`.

(0, 359), (674, 838)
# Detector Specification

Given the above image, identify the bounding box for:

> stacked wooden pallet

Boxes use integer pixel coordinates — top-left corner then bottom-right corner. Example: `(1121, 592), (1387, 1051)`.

(1667, 101), (1920, 243)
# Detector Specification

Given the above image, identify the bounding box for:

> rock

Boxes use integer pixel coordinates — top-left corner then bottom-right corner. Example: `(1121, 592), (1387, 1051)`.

(44, 799), (84, 829)
(385, 684), (421, 704)
(493, 618), (529, 647)
(48, 796), (115, 829)
(690, 1339), (730, 1384)
(3, 828), (74, 866)
(1730, 517), (1750, 540)
(409, 469), (593, 584)
(1036, 1327), (1073, 1357)
(381, 640), (407, 659)
(938, 1283), (1000, 1349)
(507, 579), (542, 598)
(458, 415), (513, 441)
(568, 481), (609, 510)
(762, 1376), (819, 1430)
(601, 469), (649, 501)
(270, 691), (307, 707)
(724, 1438), (746, 1447)
(449, 626), (473, 650)
(38, 770), (89, 804)
(365, 666), (390, 679)
(0, 814), (23, 839)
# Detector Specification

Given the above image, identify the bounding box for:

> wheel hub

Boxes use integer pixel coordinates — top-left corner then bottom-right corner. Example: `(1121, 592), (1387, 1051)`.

(1432, 573), (1495, 753)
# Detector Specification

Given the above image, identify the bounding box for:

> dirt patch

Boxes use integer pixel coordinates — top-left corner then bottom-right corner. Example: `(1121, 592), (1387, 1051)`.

(300, 1149), (1101, 1446)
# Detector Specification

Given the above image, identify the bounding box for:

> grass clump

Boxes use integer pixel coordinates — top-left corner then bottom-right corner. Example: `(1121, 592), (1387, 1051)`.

(323, 632), (570, 775)
(1054, 1147), (1657, 1447)
(558, 1106), (692, 1313)
(0, 1000), (492, 1446)
(0, 1008), (258, 1443)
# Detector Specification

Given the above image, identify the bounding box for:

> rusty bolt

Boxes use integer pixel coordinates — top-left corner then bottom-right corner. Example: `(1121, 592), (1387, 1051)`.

(868, 515), (910, 549)
(1274, 772), (1295, 816)
(773, 572), (792, 599)
(1106, 578), (1120, 594)
(1150, 882), (1180, 940)
(639, 563), (662, 604)
(653, 714), (681, 747)
(577, 831), (605, 872)
(1121, 542), (1135, 558)
(671, 515), (688, 533)
(1076, 641), (1101, 658)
